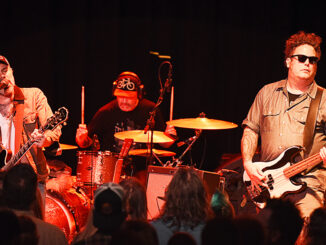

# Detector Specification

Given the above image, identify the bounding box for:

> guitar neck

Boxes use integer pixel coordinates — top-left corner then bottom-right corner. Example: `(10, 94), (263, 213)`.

(284, 152), (322, 178)
(3, 128), (44, 171)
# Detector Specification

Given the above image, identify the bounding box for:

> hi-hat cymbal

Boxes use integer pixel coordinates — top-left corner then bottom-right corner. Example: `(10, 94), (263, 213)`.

(167, 117), (238, 130)
(129, 148), (176, 157)
(114, 130), (175, 143)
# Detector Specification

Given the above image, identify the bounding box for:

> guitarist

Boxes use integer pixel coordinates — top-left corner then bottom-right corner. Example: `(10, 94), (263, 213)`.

(0, 55), (61, 201)
(241, 31), (326, 219)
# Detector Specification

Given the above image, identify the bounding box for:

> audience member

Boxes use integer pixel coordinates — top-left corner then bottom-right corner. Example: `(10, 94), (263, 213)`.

(111, 220), (159, 245)
(74, 182), (126, 245)
(234, 215), (265, 245)
(19, 215), (39, 245)
(301, 207), (326, 245)
(257, 198), (303, 245)
(168, 232), (197, 245)
(120, 177), (148, 221)
(210, 189), (235, 219)
(201, 216), (239, 245)
(0, 208), (21, 245)
(151, 167), (213, 245)
(2, 163), (68, 245)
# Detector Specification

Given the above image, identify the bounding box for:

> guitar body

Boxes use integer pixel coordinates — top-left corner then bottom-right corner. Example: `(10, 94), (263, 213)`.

(243, 146), (306, 208)
(0, 146), (12, 170)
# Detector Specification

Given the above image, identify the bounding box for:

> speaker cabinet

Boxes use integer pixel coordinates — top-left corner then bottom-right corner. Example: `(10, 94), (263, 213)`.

(146, 166), (220, 220)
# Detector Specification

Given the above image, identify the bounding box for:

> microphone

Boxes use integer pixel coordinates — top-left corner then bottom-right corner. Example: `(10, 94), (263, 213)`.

(165, 61), (173, 93)
(177, 135), (197, 147)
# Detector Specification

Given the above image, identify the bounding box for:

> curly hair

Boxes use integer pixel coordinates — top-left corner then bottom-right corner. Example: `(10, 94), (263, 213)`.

(284, 31), (322, 60)
(161, 167), (212, 229)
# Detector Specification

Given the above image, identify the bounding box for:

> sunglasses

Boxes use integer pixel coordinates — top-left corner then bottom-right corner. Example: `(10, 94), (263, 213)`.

(291, 54), (319, 64)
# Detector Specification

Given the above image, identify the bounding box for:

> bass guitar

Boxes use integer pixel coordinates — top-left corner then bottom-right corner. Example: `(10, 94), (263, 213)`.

(243, 145), (323, 208)
(0, 107), (69, 171)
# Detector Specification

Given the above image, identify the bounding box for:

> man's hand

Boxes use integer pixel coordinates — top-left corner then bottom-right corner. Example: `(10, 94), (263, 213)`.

(76, 124), (93, 148)
(243, 160), (267, 192)
(165, 124), (177, 137)
(31, 129), (46, 148)
(320, 147), (326, 166)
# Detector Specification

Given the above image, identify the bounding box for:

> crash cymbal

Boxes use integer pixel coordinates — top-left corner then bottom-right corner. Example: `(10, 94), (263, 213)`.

(129, 149), (176, 157)
(114, 130), (175, 143)
(167, 117), (238, 130)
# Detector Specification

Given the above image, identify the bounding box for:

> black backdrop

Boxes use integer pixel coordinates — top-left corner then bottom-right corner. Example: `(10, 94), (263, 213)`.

(2, 0), (326, 172)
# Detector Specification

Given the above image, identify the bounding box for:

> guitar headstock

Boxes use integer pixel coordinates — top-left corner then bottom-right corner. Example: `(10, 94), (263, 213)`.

(119, 138), (134, 159)
(44, 107), (69, 131)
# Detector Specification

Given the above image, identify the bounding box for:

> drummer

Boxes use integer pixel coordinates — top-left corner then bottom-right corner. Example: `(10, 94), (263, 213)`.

(75, 71), (176, 185)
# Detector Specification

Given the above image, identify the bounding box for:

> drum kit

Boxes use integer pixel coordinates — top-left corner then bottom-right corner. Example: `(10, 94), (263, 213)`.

(74, 113), (238, 193)
(44, 113), (237, 242)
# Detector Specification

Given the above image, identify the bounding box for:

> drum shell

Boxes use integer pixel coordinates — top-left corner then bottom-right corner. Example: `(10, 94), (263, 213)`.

(45, 188), (91, 243)
(76, 151), (118, 187)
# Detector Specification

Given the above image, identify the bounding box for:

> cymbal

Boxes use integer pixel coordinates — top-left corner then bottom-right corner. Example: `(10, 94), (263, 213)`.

(59, 143), (78, 150)
(114, 130), (175, 143)
(167, 117), (238, 130)
(42, 143), (78, 151)
(129, 148), (176, 157)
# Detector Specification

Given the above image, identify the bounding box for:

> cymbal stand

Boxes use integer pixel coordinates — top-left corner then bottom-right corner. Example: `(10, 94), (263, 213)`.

(171, 129), (202, 167)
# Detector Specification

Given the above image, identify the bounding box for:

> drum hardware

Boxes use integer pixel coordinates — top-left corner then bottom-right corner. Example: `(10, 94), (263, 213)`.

(168, 129), (202, 167)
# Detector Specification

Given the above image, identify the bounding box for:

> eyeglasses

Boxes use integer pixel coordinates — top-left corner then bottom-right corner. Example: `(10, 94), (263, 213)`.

(291, 54), (319, 65)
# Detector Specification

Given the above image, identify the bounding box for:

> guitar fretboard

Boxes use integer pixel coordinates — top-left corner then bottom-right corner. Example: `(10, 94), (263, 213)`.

(284, 152), (322, 178)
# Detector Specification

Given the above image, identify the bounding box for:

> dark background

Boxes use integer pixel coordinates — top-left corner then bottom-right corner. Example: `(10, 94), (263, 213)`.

(2, 0), (326, 173)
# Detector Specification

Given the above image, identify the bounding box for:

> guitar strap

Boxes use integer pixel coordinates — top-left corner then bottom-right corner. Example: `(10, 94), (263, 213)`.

(302, 87), (323, 171)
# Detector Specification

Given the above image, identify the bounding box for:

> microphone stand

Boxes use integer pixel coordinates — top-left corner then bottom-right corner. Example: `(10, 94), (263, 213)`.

(144, 61), (172, 167)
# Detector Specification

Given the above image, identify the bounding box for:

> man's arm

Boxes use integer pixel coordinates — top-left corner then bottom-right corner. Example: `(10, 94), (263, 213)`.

(241, 126), (266, 190)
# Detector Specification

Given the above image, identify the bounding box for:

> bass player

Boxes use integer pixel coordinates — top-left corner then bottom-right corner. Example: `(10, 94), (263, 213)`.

(241, 31), (326, 219)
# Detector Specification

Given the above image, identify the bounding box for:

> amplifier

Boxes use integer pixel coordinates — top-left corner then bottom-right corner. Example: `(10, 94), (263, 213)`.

(146, 165), (220, 220)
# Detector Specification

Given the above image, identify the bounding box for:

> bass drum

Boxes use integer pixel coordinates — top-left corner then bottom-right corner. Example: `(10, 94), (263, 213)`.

(45, 188), (91, 243)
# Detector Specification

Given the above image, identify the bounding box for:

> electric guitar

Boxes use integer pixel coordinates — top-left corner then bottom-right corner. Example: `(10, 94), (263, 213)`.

(243, 145), (323, 208)
(0, 107), (69, 171)
(112, 138), (134, 183)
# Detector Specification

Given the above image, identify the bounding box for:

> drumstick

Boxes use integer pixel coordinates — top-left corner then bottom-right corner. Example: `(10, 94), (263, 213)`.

(169, 86), (174, 121)
(81, 85), (85, 125)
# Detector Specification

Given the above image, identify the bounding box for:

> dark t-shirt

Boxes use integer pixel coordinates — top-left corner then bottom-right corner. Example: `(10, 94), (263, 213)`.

(87, 98), (166, 153)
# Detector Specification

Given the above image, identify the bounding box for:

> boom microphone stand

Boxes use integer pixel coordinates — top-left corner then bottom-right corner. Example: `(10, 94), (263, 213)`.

(144, 61), (173, 166)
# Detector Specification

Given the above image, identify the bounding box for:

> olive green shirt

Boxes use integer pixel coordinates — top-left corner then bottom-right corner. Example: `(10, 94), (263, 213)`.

(242, 79), (326, 162)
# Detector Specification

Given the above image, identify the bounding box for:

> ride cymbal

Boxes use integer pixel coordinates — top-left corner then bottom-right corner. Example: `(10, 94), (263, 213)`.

(167, 117), (237, 130)
(114, 130), (175, 143)
(129, 148), (176, 157)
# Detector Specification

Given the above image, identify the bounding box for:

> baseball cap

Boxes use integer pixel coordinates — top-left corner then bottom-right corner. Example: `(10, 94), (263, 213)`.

(0, 55), (10, 66)
(113, 72), (141, 98)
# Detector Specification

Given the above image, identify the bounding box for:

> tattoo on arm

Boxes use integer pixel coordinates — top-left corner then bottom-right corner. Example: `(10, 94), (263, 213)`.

(241, 127), (259, 162)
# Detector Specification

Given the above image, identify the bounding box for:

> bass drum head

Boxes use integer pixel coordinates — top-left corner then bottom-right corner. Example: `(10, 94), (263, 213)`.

(45, 188), (91, 243)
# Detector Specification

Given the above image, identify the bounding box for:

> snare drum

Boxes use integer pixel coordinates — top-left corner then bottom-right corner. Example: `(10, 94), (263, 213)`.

(76, 151), (118, 187)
